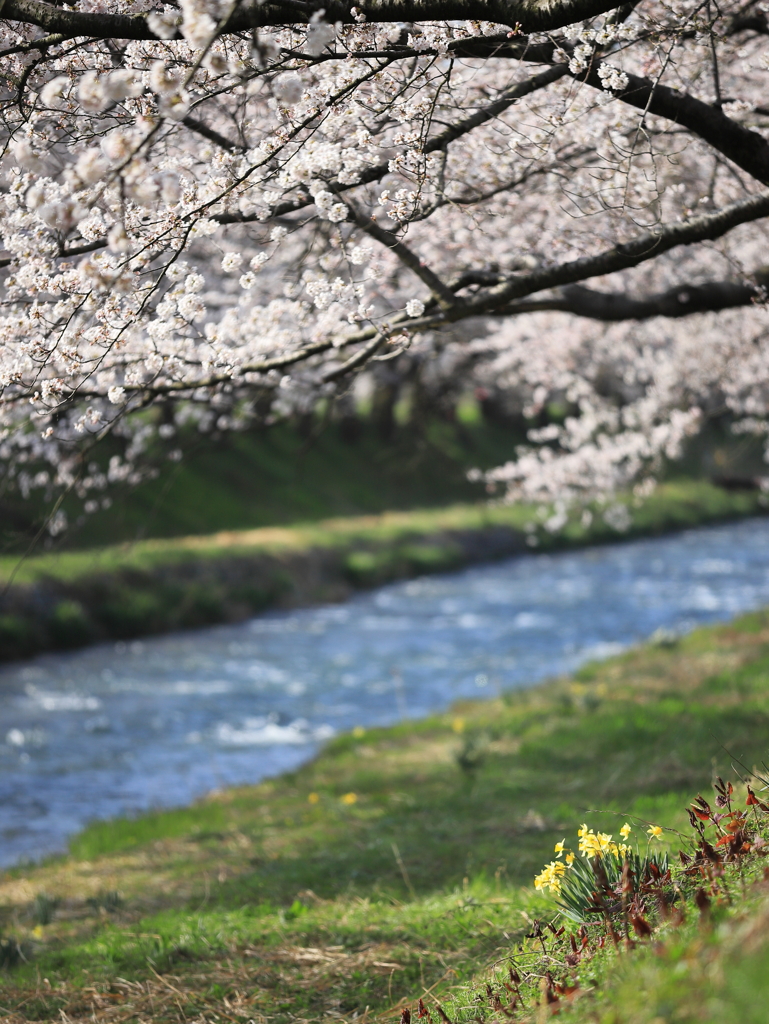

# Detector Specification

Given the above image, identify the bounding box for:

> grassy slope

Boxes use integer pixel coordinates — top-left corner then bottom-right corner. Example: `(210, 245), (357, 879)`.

(1, 479), (763, 588)
(90, 419), (522, 544)
(3, 609), (769, 1021)
(1, 419), (521, 554)
(1, 397), (766, 661)
(4, 407), (763, 556)
(1, 480), (764, 661)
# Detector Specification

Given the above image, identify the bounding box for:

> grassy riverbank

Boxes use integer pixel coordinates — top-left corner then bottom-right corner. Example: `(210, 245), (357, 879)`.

(0, 418), (520, 554)
(0, 480), (765, 661)
(2, 608), (769, 1021)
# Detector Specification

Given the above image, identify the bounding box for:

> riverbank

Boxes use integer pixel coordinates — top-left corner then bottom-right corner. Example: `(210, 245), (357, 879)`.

(0, 480), (765, 662)
(1, 607), (769, 1022)
(1, 418), (522, 553)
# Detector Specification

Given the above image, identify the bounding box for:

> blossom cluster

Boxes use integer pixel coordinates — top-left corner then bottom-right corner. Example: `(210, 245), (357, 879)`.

(0, 0), (767, 527)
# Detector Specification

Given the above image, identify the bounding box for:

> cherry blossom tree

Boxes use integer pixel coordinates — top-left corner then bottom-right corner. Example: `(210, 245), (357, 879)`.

(2, 0), (769, 527)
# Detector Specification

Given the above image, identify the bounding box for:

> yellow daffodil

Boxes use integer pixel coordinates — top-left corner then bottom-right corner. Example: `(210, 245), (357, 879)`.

(620, 822), (632, 839)
(308, 792), (320, 804)
(578, 829), (598, 856)
(554, 839), (566, 857)
(566, 852), (575, 866)
(578, 827), (615, 858)
(647, 824), (663, 839)
(341, 792), (358, 805)
(533, 860), (566, 893)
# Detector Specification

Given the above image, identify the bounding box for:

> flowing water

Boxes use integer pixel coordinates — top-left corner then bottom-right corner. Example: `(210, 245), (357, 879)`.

(3, 517), (769, 867)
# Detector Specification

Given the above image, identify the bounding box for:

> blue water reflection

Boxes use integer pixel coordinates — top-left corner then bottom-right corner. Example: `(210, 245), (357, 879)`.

(2, 517), (769, 865)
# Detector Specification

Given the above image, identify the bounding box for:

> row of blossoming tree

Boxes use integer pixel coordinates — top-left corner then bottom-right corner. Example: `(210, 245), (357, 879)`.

(1, 0), (769, 530)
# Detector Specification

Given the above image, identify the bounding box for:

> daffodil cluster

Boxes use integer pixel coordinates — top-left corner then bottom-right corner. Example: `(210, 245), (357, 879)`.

(534, 820), (664, 893)
(577, 823), (630, 859)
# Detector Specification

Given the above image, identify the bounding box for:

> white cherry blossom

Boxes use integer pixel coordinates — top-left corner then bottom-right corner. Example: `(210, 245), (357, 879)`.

(0, 0), (767, 528)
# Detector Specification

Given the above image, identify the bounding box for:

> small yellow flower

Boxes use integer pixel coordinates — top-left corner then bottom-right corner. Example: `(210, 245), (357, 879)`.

(620, 822), (632, 839)
(452, 717), (465, 734)
(31, 925), (44, 939)
(352, 726), (366, 739)
(578, 827), (597, 856)
(341, 792), (358, 805)
(554, 839), (566, 856)
(308, 792), (320, 805)
(566, 852), (575, 866)
(647, 824), (663, 839)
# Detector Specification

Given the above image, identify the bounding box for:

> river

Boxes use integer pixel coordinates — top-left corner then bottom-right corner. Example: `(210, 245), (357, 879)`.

(2, 517), (769, 867)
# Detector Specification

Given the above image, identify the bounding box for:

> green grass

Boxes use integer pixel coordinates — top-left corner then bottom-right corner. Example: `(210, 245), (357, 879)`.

(1, 418), (523, 554)
(4, 476), (762, 661)
(3, 607), (769, 1020)
(440, 823), (769, 1024)
(1, 477), (762, 589)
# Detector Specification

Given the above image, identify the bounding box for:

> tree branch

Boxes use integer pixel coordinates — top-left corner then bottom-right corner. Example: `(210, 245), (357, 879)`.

(182, 114), (244, 152)
(218, 63), (568, 225)
(280, 33), (558, 61)
(132, 192), (769, 398)
(492, 270), (769, 320)
(321, 332), (387, 380)
(0, 31), (65, 58)
(2, 0), (627, 42)
(458, 188), (769, 316)
(0, 238), (107, 269)
(347, 202), (459, 309)
(577, 65), (769, 184)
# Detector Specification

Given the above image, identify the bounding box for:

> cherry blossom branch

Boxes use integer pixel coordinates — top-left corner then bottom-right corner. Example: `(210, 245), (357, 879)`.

(1, 60), (565, 268)
(491, 271), (769, 319)
(459, 188), (769, 316)
(54, 191), (769, 408)
(2, 0), (630, 40)
(577, 65), (769, 184)
(0, 239), (107, 270)
(218, 63), (568, 226)
(346, 201), (459, 309)
(302, 32), (769, 188)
